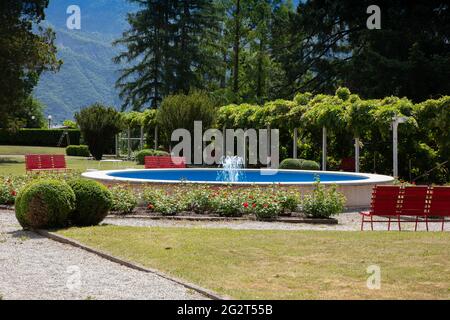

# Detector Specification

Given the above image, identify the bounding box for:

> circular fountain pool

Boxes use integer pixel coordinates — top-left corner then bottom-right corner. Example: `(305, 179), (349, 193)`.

(82, 168), (393, 208)
(82, 168), (391, 185)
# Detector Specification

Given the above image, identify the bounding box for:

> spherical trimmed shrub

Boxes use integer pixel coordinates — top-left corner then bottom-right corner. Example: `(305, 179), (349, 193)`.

(15, 180), (76, 230)
(68, 179), (113, 226)
(135, 149), (170, 165)
(279, 159), (320, 171)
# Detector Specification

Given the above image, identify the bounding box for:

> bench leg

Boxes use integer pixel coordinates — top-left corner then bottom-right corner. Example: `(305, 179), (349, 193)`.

(397, 216), (402, 231)
(442, 218), (445, 232)
(370, 215), (374, 231)
(426, 216), (429, 232)
(415, 216), (419, 232)
(387, 217), (391, 231)
(360, 216), (364, 231)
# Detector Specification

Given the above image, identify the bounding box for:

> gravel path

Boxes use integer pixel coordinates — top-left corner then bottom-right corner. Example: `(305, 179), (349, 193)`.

(105, 212), (450, 232)
(0, 210), (205, 300)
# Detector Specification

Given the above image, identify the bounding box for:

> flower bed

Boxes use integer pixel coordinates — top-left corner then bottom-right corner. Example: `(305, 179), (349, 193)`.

(1, 174), (346, 222)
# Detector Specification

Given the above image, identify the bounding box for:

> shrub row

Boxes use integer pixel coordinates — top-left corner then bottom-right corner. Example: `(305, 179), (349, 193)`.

(0, 129), (81, 147)
(66, 145), (90, 157)
(279, 158), (320, 170)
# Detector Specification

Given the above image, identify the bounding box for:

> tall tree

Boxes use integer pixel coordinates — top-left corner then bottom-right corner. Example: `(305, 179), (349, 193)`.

(275, 0), (450, 101)
(0, 0), (61, 129)
(114, 0), (221, 111)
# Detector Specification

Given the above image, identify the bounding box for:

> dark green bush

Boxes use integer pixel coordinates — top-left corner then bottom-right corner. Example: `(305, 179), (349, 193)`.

(15, 180), (76, 230)
(279, 159), (320, 170)
(0, 129), (80, 147)
(66, 145), (90, 157)
(68, 179), (113, 226)
(135, 149), (170, 165)
(156, 91), (216, 146)
(75, 103), (123, 160)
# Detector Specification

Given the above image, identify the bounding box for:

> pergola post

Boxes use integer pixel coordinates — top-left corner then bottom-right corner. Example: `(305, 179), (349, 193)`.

(293, 128), (298, 159)
(127, 127), (131, 160)
(392, 116), (408, 178)
(355, 137), (360, 173)
(154, 126), (158, 150)
(322, 126), (327, 171)
(140, 125), (144, 150)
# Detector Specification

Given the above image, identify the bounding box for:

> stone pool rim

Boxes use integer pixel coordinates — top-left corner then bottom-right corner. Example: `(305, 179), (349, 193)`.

(82, 168), (395, 187)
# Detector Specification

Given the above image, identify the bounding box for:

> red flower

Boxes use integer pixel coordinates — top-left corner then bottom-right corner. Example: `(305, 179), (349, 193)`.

(243, 202), (249, 208)
(252, 203), (257, 208)
(263, 203), (268, 208)
(147, 204), (154, 210)
(10, 190), (17, 197)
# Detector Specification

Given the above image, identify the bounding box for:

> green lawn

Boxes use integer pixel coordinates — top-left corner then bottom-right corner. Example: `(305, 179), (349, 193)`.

(0, 145), (141, 175)
(58, 226), (450, 300)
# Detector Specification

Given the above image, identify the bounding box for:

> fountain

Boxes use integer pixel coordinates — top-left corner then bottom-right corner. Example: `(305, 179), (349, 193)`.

(217, 156), (245, 182)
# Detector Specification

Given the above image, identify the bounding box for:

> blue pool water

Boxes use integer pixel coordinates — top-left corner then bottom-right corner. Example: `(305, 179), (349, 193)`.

(107, 169), (369, 184)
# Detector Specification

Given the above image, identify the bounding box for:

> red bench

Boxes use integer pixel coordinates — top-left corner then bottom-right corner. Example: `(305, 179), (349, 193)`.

(360, 185), (450, 231)
(428, 187), (450, 232)
(144, 156), (186, 169)
(25, 155), (67, 172)
(339, 157), (355, 172)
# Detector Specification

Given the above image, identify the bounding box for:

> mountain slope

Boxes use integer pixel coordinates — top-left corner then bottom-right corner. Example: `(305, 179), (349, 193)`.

(33, 0), (136, 122)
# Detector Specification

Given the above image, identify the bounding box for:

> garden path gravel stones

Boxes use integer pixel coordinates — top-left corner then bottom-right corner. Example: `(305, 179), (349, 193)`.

(0, 210), (204, 300)
(105, 212), (450, 232)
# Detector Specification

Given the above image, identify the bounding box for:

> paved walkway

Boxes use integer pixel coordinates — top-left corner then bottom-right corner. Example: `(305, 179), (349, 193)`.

(0, 210), (204, 300)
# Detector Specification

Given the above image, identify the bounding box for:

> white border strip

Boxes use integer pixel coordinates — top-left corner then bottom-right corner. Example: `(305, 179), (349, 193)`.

(82, 168), (394, 186)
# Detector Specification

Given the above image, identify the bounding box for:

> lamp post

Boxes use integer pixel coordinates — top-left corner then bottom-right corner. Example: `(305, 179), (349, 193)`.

(47, 115), (52, 129)
(391, 115), (408, 178)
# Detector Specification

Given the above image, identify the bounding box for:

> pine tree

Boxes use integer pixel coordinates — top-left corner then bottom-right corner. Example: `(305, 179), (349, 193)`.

(114, 0), (221, 111)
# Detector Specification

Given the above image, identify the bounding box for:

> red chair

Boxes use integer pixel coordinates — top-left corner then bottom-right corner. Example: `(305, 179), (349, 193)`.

(144, 156), (186, 169)
(340, 157), (355, 172)
(25, 155), (67, 172)
(428, 187), (450, 232)
(25, 155), (41, 171)
(360, 186), (402, 231)
(398, 186), (429, 232)
(52, 155), (67, 170)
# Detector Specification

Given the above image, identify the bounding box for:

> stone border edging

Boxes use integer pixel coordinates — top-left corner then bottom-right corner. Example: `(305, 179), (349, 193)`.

(107, 214), (339, 225)
(35, 229), (230, 301)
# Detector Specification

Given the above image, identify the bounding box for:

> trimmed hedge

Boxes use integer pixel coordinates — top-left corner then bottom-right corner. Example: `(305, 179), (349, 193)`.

(279, 158), (320, 170)
(15, 180), (76, 230)
(66, 145), (90, 157)
(68, 179), (113, 226)
(0, 129), (81, 147)
(135, 149), (170, 165)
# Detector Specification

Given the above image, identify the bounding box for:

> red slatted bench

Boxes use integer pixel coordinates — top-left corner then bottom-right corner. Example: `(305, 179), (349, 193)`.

(428, 187), (450, 232)
(25, 154), (68, 172)
(360, 185), (402, 231)
(144, 156), (186, 169)
(339, 157), (355, 172)
(361, 185), (450, 231)
(399, 186), (429, 232)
